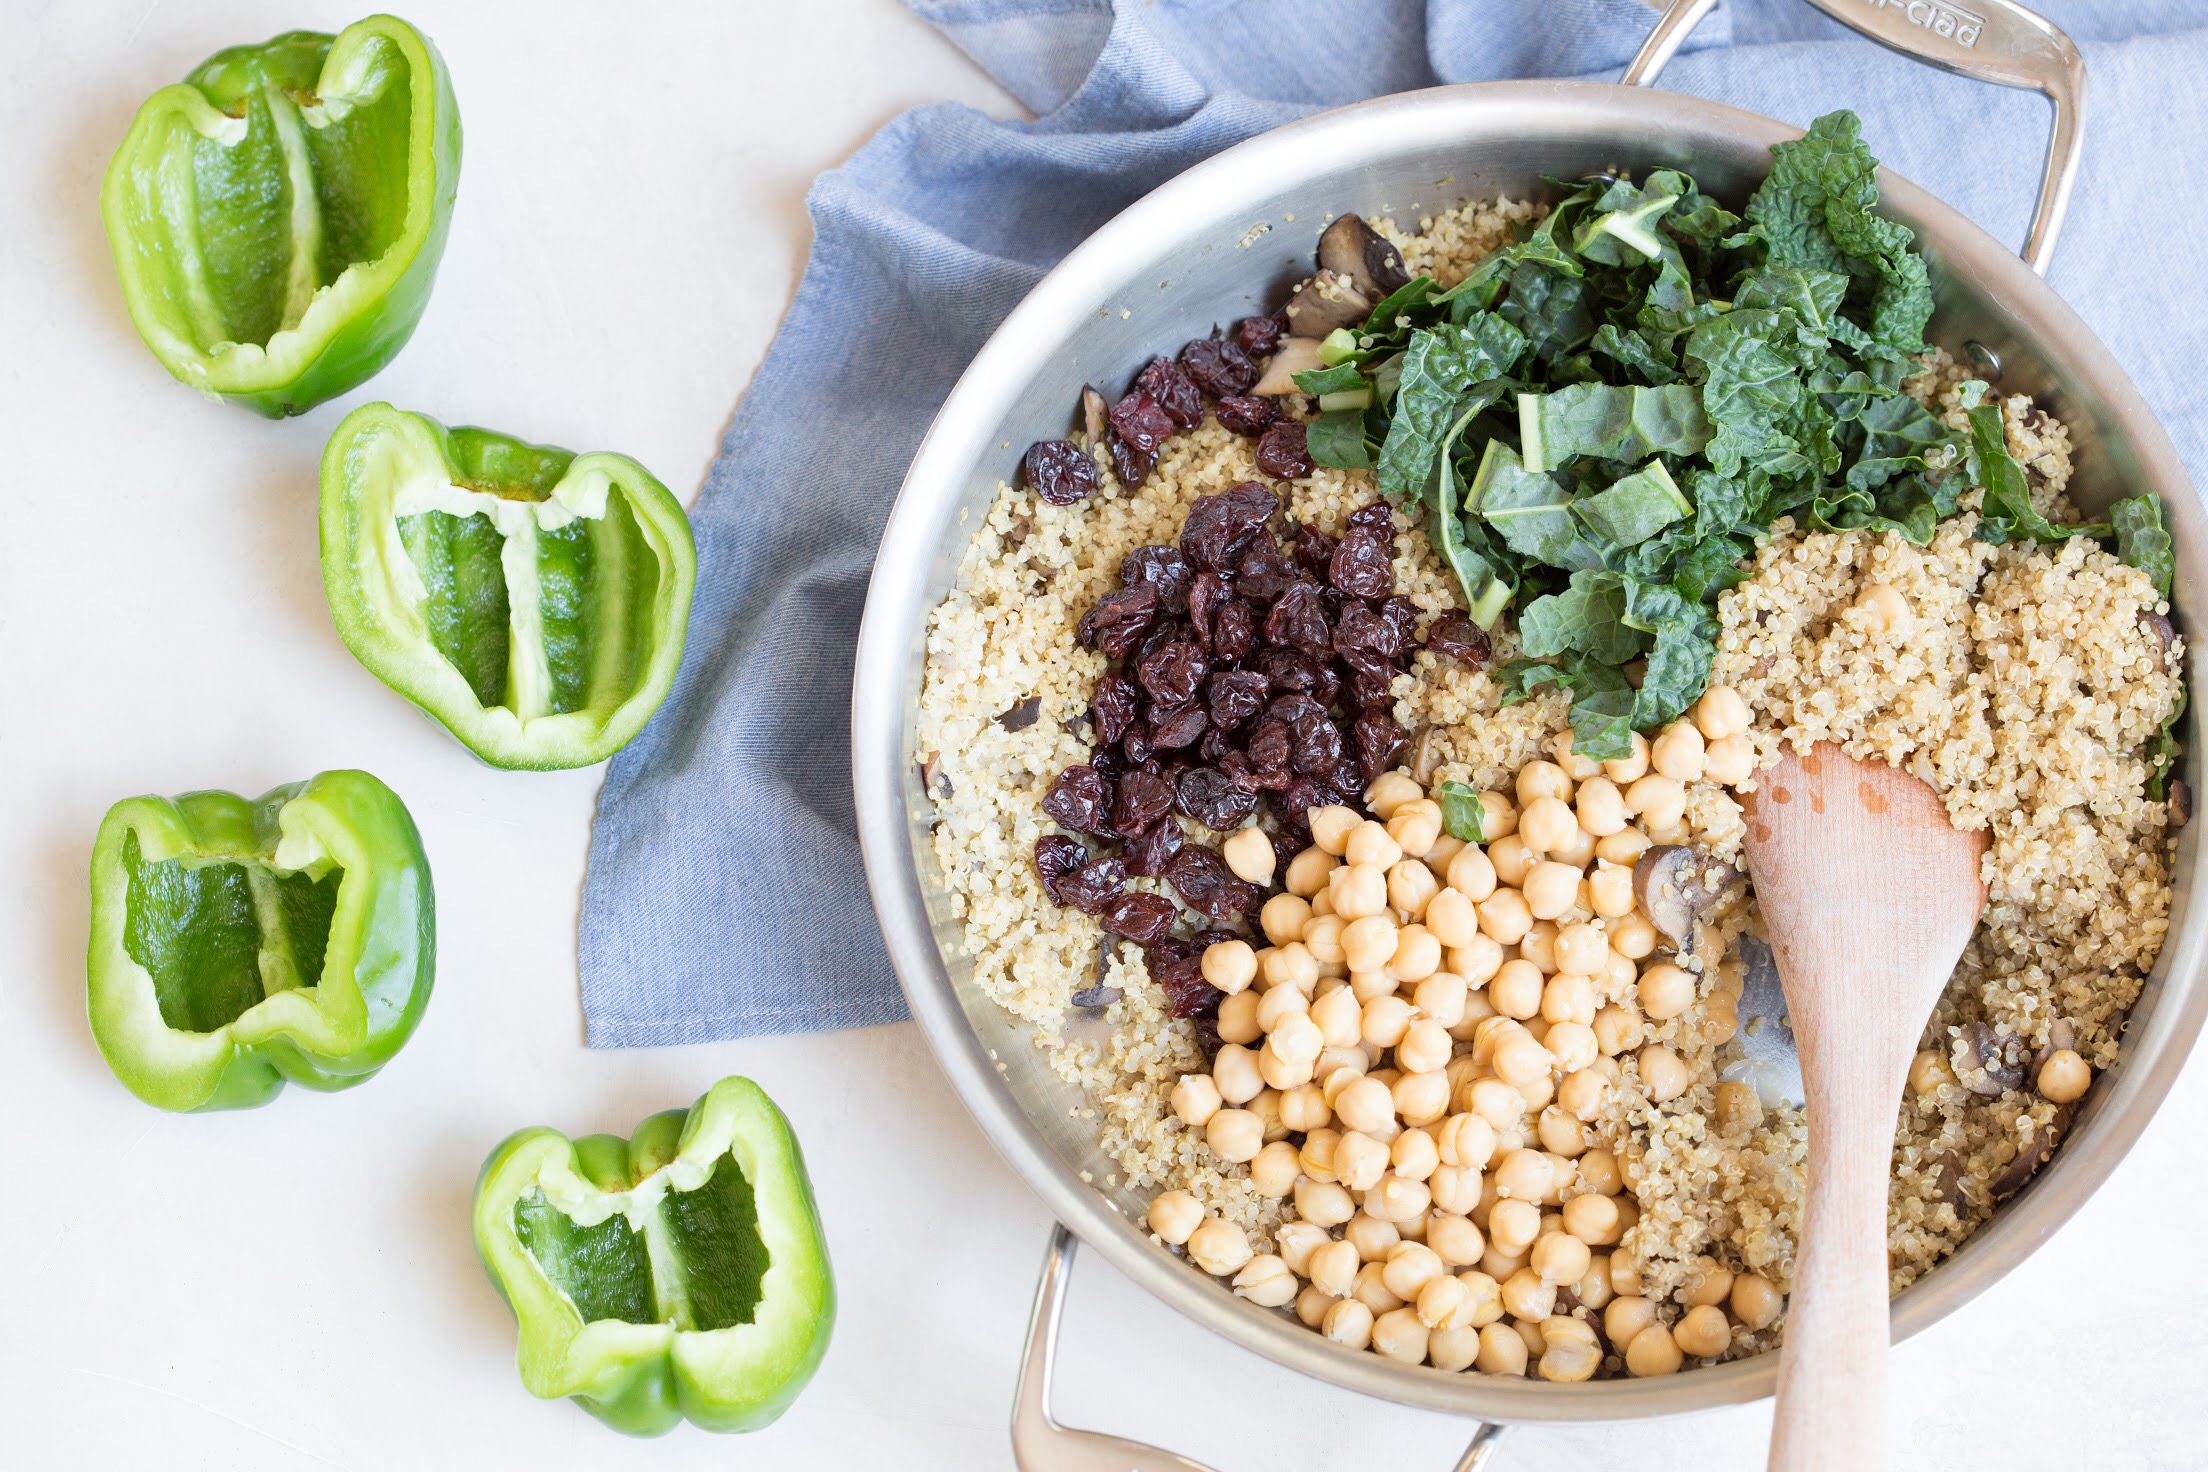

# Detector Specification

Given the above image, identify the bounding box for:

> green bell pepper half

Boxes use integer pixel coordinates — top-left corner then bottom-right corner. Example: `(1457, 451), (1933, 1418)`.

(320, 403), (698, 770)
(86, 770), (436, 1112)
(101, 14), (461, 417)
(474, 1077), (835, 1437)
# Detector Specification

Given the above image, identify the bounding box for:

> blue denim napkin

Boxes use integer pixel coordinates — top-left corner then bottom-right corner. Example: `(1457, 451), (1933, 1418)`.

(579, 0), (2208, 1046)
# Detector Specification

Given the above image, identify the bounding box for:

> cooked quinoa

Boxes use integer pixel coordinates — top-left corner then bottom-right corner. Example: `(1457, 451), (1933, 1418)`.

(915, 200), (2182, 1374)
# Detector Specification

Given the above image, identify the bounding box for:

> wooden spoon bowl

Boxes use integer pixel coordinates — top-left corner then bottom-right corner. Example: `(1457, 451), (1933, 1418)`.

(1741, 743), (1988, 1472)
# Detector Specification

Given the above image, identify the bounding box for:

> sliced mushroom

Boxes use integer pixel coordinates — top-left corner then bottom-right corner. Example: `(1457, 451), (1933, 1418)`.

(1317, 214), (1411, 299)
(1409, 726), (1443, 787)
(2173, 779), (2192, 828)
(1072, 939), (1122, 1009)
(1081, 384), (1109, 447)
(1282, 270), (1371, 340)
(1990, 1104), (2074, 1200)
(918, 751), (950, 800)
(997, 695), (1042, 732)
(1251, 336), (1325, 395)
(1928, 1149), (1966, 1214)
(1632, 846), (1744, 948)
(1957, 1019), (2029, 1097)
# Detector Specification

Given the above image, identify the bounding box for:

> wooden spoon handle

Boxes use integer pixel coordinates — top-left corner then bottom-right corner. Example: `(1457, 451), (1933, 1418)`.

(1768, 1023), (1906, 1472)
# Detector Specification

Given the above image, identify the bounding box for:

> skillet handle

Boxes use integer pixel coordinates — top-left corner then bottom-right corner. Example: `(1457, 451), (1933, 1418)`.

(1620, 0), (2085, 276)
(1013, 1223), (1510, 1471)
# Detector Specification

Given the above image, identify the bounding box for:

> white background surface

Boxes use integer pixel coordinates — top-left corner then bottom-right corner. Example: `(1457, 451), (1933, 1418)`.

(1, 3), (2202, 1468)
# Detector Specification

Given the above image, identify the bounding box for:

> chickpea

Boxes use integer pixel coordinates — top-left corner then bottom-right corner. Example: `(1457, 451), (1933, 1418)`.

(1346, 1212), (1402, 1264)
(1547, 824), (1598, 869)
(1481, 1241), (1530, 1282)
(1906, 1047), (1955, 1098)
(1390, 925), (1443, 983)
(1478, 889), (1534, 946)
(1421, 1323), (1476, 1372)
(1366, 1305), (1430, 1365)
(1531, 1229), (1592, 1287)
(1492, 1148), (1555, 1203)
(1171, 1072), (1222, 1128)
(1391, 1126), (1442, 1182)
(1574, 777), (1629, 839)
(1255, 981), (1310, 1033)
(1474, 1320), (1529, 1376)
(1595, 827), (1653, 866)
(1394, 1068), (1453, 1127)
(1501, 1267), (1557, 1321)
(1488, 1198), (1542, 1258)
(1492, 1031), (1554, 1088)
(1701, 991), (1739, 1045)
(1588, 863), (1636, 919)
(1227, 1253), (1297, 1308)
(1197, 939), (1255, 996)
(1260, 893), (1312, 948)
(1731, 1273), (1783, 1331)
(1692, 684), (1751, 741)
(1608, 912), (1658, 961)
(1554, 922), (1607, 979)
(1704, 735), (1756, 787)
(1387, 801), (1445, 861)
(1540, 974), (1596, 1029)
(1351, 1262), (1404, 1315)
(1146, 1190), (1204, 1245)
(1855, 581), (1913, 636)
(1422, 888), (1480, 950)
(1638, 1044), (1691, 1103)
(1216, 1040), (1270, 1102)
(1602, 731), (1652, 785)
(1249, 1139), (1303, 1198)
(1605, 1295), (1658, 1350)
(1593, 1004), (1643, 1057)
(1485, 959), (1539, 1021)
(1349, 970), (1398, 1005)
(1186, 1217), (1252, 1276)
(1489, 833), (1536, 888)
(1674, 1303), (1731, 1358)
(1682, 1264), (1734, 1308)
(1206, 1108), (1264, 1163)
(1577, 1147), (1623, 1196)
(1437, 1111), (1498, 1171)
(2038, 1048), (2091, 1104)
(1467, 1077), (1525, 1132)
(1354, 996), (1411, 1054)
(1523, 860), (1583, 920)
(1609, 1248), (1644, 1298)
(1222, 826), (1277, 886)
(1557, 1068), (1607, 1121)
(1562, 1191), (1622, 1247)
(1290, 1283), (1333, 1329)
(1625, 1321), (1683, 1376)
(1414, 972), (1470, 1030)
(1366, 770), (1425, 820)
(1543, 729), (1599, 782)
(1538, 1316), (1602, 1383)
(1335, 1131), (1390, 1193)
(1516, 760), (1574, 810)
(1519, 920), (1560, 974)
(1623, 774), (1686, 833)
(1397, 1018), (1454, 1075)
(1268, 1222), (1327, 1281)
(1713, 1079), (1763, 1131)
(1384, 859), (1439, 921)
(1448, 936), (1506, 990)
(1279, 1088), (1330, 1140)
(1345, 820), (1404, 871)
(1298, 1177), (1356, 1230)
(1309, 888), (1336, 919)
(1343, 914), (1405, 975)
(1650, 722), (1707, 782)
(1305, 986), (1360, 1052)
(1426, 1210), (1485, 1266)
(1544, 1022), (1599, 1074)
(1637, 963), (1697, 1021)
(1536, 1107), (1590, 1158)
(1322, 1296), (1375, 1350)
(1445, 845), (1499, 901)
(1285, 846), (1338, 899)
(1330, 862), (1389, 921)
(1380, 1241), (1446, 1302)
(1334, 1069), (1398, 1133)
(1310, 805), (1361, 856)
(1474, 791), (1520, 842)
(1519, 796), (1578, 855)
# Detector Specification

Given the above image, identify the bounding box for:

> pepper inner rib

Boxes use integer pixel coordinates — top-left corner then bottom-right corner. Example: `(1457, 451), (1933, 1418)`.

(514, 1152), (771, 1332)
(397, 490), (656, 723)
(120, 831), (343, 1034)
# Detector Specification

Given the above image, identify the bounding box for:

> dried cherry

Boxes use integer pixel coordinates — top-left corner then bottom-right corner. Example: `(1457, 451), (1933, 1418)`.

(1091, 674), (1139, 746)
(1111, 769), (1175, 836)
(1058, 856), (1128, 915)
(1263, 582), (1332, 657)
(1179, 482), (1279, 572)
(1147, 703), (1208, 751)
(1254, 421), (1312, 480)
(1119, 545), (1192, 612)
(1425, 611), (1493, 667)
(1206, 669), (1269, 729)
(1330, 524), (1394, 599)
(1176, 766), (1261, 829)
(1076, 585), (1157, 657)
(1136, 640), (1209, 706)
(1353, 709), (1409, 782)
(1178, 337), (1258, 399)
(1122, 815), (1185, 877)
(1042, 765), (1112, 834)
(1021, 439), (1098, 506)
(1033, 835), (1087, 905)
(1133, 357), (1204, 431)
(1231, 314), (1286, 358)
(1166, 845), (1257, 921)
(1102, 892), (1179, 946)
(1212, 395), (1277, 436)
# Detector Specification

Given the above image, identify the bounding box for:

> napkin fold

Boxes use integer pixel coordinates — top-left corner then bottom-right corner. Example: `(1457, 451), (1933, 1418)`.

(580, 0), (2208, 1046)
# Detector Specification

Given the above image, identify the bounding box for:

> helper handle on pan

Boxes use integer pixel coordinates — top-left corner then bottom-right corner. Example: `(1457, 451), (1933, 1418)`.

(1622, 0), (2085, 275)
(1014, 1224), (1510, 1472)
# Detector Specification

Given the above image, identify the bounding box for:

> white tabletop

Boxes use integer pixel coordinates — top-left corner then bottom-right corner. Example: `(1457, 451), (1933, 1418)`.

(2, 3), (2200, 1468)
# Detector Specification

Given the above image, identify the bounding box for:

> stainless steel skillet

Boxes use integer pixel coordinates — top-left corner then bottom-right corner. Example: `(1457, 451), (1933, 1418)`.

(852, 0), (2204, 1463)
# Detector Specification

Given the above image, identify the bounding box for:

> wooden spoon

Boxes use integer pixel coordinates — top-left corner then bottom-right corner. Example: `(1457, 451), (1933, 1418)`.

(1740, 742), (1988, 1472)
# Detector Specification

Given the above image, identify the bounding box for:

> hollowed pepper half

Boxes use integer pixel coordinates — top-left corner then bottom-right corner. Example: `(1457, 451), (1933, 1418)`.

(473, 1077), (835, 1436)
(320, 403), (697, 770)
(87, 770), (436, 1112)
(101, 15), (461, 417)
